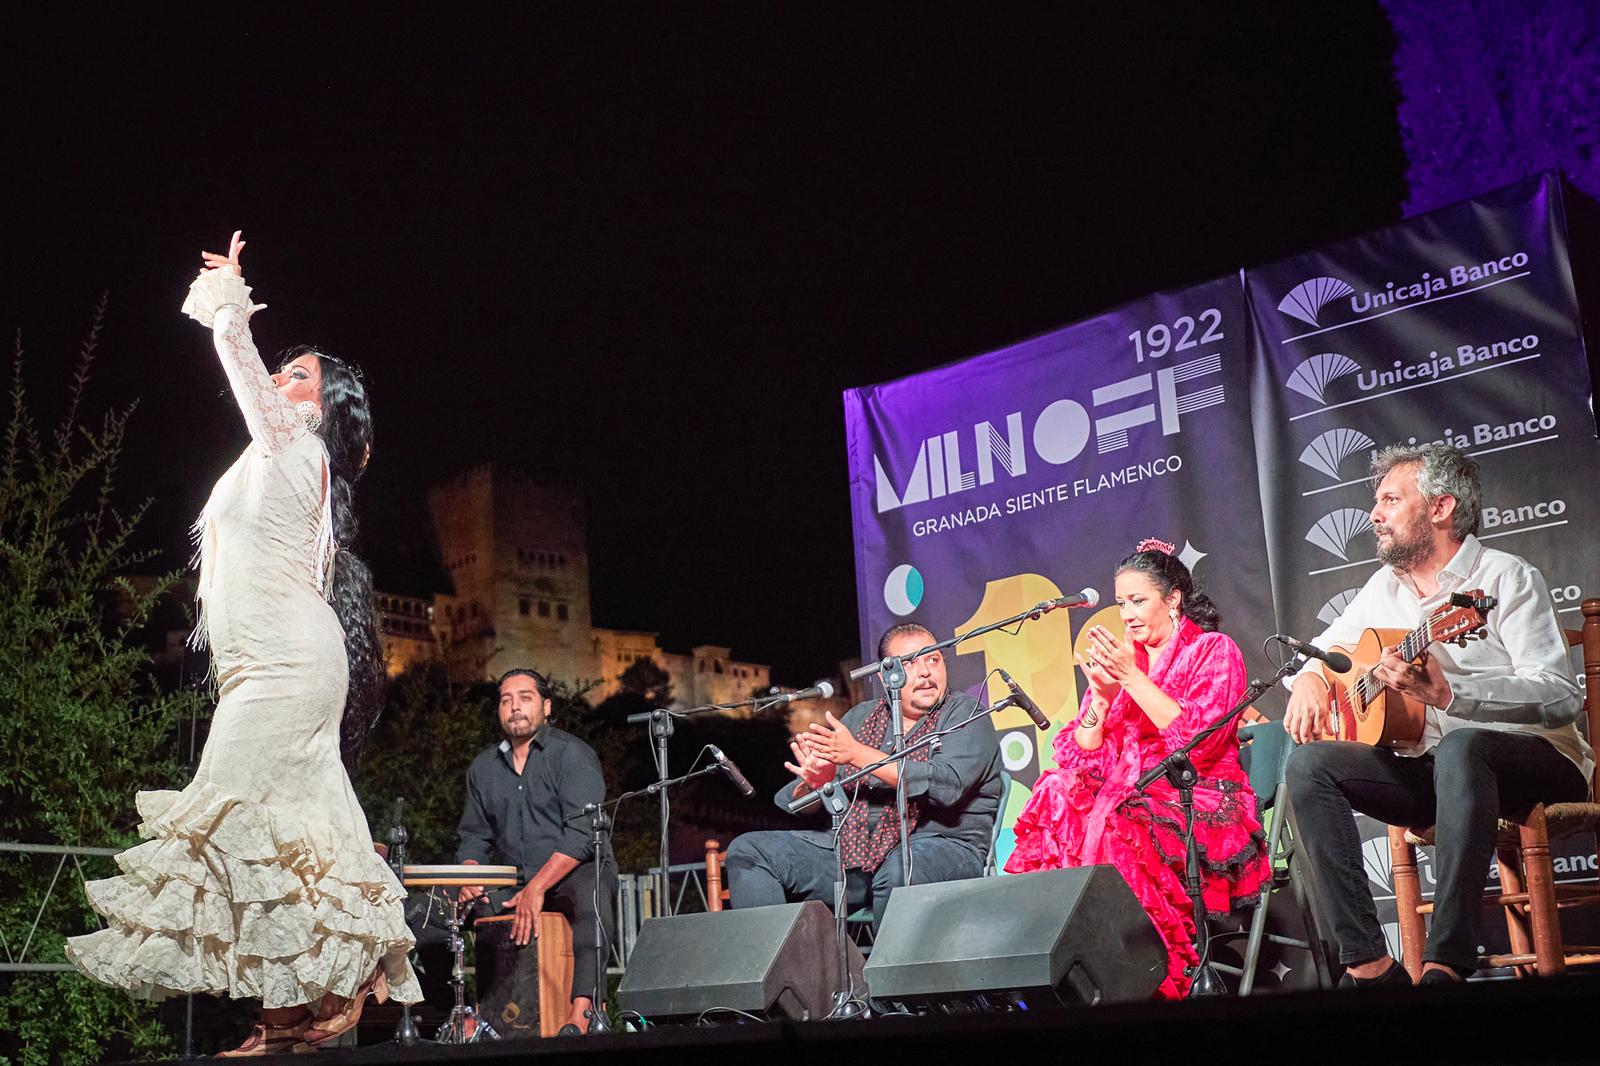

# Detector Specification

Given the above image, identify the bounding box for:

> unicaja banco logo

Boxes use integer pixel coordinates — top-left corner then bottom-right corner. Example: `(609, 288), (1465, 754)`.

(1306, 507), (1373, 562)
(1277, 276), (1355, 327)
(1286, 352), (1362, 404)
(1298, 427), (1375, 480)
(1317, 587), (1361, 626)
(1362, 835), (1393, 894)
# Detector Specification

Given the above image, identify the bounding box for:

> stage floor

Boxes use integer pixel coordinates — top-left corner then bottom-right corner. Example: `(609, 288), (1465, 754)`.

(137, 974), (1596, 1065)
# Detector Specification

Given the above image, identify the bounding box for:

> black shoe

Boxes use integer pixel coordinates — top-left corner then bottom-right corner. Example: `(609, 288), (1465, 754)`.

(1338, 958), (1413, 989)
(556, 1023), (585, 1037)
(1418, 967), (1470, 986)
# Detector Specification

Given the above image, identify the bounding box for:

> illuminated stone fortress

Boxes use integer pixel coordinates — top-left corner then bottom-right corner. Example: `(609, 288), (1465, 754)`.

(375, 464), (771, 709)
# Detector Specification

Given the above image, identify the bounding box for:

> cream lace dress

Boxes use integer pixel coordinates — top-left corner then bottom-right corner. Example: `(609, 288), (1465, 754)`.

(65, 271), (421, 1008)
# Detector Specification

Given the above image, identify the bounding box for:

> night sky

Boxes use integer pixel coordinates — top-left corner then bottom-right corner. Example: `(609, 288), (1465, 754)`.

(6, 7), (1406, 683)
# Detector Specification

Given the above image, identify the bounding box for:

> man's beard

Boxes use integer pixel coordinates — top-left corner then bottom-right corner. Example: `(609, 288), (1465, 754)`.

(502, 714), (539, 740)
(1375, 513), (1431, 571)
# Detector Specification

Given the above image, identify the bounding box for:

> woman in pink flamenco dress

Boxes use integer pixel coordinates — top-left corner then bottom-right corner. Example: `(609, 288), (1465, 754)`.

(1005, 539), (1269, 998)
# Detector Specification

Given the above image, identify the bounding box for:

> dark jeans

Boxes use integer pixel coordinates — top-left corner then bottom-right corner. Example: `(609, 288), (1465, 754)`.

(476, 860), (616, 1003)
(1285, 729), (1586, 971)
(724, 830), (984, 929)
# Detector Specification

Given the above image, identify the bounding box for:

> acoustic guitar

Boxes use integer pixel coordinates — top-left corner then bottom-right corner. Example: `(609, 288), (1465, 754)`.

(1311, 590), (1496, 748)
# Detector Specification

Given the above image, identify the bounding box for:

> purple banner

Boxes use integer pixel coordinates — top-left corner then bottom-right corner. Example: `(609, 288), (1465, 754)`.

(843, 274), (1275, 864)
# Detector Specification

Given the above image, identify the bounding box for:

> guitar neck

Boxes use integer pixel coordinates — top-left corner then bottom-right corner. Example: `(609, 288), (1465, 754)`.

(1349, 616), (1435, 703)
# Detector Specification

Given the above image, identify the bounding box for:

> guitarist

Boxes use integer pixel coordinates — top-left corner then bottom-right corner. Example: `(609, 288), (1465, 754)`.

(1283, 444), (1590, 986)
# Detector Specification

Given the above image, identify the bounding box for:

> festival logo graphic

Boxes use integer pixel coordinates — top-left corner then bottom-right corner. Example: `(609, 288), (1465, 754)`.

(882, 563), (924, 616)
(1286, 352), (1362, 404)
(1298, 427), (1376, 480)
(1277, 276), (1355, 327)
(1306, 508), (1374, 561)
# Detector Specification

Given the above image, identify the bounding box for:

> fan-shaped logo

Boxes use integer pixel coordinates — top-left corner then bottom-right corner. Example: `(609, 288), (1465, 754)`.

(1298, 427), (1375, 480)
(1362, 835), (1393, 893)
(883, 563), (924, 617)
(1286, 352), (1361, 404)
(1277, 276), (1354, 327)
(1317, 588), (1362, 627)
(1306, 508), (1374, 561)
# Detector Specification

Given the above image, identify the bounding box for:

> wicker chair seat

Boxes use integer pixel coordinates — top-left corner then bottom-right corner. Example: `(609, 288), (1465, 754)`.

(1403, 801), (1600, 848)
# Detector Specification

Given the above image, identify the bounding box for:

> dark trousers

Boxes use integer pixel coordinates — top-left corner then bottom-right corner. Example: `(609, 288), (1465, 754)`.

(1285, 729), (1586, 971)
(477, 860), (616, 1003)
(723, 830), (984, 930)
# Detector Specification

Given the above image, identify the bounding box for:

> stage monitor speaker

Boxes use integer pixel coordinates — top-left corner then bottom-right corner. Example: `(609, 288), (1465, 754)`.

(863, 866), (1166, 1013)
(617, 900), (866, 1024)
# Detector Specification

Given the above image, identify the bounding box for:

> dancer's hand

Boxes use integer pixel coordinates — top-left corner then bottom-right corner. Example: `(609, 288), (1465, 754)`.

(1076, 646), (1120, 706)
(201, 229), (247, 278)
(503, 883), (544, 945)
(1085, 624), (1139, 683)
(784, 736), (836, 789)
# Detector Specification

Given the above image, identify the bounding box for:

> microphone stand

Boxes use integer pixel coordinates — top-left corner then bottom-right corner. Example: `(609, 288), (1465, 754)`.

(580, 803), (613, 1034)
(386, 799), (421, 1046)
(847, 598), (1065, 887)
(1133, 652), (1305, 997)
(789, 697), (1017, 1018)
(627, 694), (788, 915)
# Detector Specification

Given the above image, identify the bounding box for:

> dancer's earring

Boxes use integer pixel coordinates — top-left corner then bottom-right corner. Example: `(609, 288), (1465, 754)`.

(296, 401), (322, 432)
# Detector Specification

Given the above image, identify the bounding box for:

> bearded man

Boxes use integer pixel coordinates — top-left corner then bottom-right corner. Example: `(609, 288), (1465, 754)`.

(1284, 444), (1589, 986)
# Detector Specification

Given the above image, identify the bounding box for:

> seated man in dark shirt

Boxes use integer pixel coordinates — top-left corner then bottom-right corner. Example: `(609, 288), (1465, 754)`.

(457, 668), (616, 1034)
(725, 623), (1002, 929)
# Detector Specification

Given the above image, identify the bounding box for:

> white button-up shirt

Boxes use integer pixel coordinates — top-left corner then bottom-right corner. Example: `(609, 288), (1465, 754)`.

(1295, 535), (1592, 785)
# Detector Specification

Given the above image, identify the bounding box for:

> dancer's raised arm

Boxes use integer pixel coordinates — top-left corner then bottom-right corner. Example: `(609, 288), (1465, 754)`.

(181, 230), (302, 454)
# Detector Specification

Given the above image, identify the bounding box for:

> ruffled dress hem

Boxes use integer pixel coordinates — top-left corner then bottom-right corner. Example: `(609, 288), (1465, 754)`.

(66, 783), (421, 1008)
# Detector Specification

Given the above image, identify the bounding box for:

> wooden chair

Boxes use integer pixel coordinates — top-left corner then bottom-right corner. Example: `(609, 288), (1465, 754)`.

(1388, 597), (1600, 978)
(706, 839), (730, 911)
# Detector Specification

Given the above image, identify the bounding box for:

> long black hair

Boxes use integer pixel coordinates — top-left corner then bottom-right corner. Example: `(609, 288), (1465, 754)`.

(280, 344), (383, 766)
(1115, 545), (1221, 632)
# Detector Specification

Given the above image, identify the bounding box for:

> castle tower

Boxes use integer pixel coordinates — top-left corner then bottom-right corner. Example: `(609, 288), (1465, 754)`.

(427, 464), (598, 685)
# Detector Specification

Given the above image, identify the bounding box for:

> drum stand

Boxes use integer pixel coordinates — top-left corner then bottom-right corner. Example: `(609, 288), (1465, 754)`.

(437, 893), (498, 1044)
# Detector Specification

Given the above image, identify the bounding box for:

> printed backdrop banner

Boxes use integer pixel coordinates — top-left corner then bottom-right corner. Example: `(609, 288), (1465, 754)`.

(843, 274), (1276, 862)
(1244, 171), (1600, 663)
(844, 172), (1600, 884)
(1243, 171), (1600, 946)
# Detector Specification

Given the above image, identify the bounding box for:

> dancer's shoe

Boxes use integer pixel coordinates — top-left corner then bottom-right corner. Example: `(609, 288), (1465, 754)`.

(301, 967), (389, 1049)
(216, 1008), (312, 1057)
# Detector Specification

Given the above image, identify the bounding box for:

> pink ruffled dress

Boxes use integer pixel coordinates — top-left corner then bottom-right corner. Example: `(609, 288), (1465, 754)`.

(1004, 617), (1268, 998)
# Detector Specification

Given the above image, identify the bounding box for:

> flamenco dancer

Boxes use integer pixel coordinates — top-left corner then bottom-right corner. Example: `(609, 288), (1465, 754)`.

(67, 232), (421, 1054)
(1005, 539), (1268, 997)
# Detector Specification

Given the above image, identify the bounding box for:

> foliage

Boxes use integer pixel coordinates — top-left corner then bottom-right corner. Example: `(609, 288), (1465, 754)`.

(0, 303), (208, 1065)
(1384, 0), (1600, 213)
(616, 658), (673, 706)
(351, 663), (501, 865)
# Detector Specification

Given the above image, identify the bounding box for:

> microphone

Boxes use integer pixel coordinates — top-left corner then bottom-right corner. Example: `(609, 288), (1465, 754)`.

(1035, 588), (1100, 613)
(1274, 634), (1353, 673)
(771, 680), (836, 703)
(707, 745), (755, 797)
(996, 669), (1052, 730)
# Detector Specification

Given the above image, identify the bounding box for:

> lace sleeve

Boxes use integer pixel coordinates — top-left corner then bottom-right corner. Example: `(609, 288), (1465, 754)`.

(182, 268), (301, 453)
(211, 306), (305, 454)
